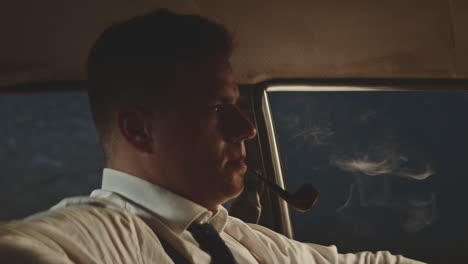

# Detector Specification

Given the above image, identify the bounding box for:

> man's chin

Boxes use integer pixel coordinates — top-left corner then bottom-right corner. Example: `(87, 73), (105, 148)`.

(231, 184), (245, 199)
(218, 184), (244, 207)
(221, 172), (245, 197)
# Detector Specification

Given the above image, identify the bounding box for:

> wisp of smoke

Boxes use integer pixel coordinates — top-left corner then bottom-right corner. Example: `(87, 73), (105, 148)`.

(333, 156), (394, 176)
(395, 164), (433, 180)
(333, 145), (436, 233)
(332, 149), (434, 180)
(292, 125), (335, 146)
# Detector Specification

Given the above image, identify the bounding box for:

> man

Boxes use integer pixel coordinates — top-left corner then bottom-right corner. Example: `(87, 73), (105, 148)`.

(0, 9), (425, 264)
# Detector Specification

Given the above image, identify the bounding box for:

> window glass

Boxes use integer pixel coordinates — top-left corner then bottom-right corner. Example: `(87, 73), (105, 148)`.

(269, 90), (468, 263)
(0, 90), (104, 220)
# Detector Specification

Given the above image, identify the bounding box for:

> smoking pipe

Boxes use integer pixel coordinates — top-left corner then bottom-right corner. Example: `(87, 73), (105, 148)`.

(247, 168), (320, 212)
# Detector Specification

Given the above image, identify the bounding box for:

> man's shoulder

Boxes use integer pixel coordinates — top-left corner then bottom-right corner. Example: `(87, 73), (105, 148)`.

(0, 196), (136, 245)
(226, 215), (282, 237)
(12, 196), (132, 228)
(50, 195), (125, 211)
(1, 196), (147, 239)
(224, 214), (289, 244)
(0, 196), (160, 264)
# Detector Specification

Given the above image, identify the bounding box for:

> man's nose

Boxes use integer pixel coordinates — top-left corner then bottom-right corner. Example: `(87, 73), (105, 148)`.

(221, 104), (257, 143)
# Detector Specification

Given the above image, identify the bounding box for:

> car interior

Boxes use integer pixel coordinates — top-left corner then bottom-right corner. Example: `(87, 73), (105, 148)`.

(1, 1), (468, 263)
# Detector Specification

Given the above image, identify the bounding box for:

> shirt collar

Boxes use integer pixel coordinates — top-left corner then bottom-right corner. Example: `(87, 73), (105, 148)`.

(100, 168), (229, 235)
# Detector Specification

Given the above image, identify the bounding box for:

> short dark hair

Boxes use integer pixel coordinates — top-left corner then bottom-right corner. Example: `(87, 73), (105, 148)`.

(87, 9), (233, 159)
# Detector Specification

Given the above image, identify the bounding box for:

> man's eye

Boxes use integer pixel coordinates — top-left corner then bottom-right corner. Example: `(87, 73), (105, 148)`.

(212, 105), (223, 113)
(211, 103), (238, 113)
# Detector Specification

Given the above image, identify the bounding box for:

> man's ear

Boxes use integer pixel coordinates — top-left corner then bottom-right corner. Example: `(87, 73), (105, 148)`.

(116, 106), (154, 153)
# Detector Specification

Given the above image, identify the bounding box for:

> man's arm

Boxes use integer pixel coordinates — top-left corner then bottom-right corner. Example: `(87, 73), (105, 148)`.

(309, 243), (426, 264)
(245, 222), (426, 264)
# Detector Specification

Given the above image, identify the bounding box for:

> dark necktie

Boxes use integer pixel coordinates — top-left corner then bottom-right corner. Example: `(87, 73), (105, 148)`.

(188, 223), (238, 264)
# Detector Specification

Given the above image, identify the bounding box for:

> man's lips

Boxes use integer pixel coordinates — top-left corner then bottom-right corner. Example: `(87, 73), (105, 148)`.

(227, 158), (247, 169)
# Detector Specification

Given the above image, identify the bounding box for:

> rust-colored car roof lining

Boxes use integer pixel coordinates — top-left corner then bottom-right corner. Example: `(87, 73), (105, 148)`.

(1, 0), (468, 87)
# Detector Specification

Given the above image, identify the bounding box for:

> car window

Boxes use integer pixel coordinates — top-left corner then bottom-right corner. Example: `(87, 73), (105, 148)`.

(268, 87), (468, 263)
(0, 90), (104, 220)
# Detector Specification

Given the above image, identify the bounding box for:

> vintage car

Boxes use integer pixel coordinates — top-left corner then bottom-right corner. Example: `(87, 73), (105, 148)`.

(1, 1), (468, 263)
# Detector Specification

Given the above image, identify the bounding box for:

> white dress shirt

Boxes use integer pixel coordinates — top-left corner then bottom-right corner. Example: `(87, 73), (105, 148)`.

(87, 168), (425, 264)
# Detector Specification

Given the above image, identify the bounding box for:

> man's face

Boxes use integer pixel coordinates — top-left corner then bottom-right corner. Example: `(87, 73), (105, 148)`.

(150, 56), (257, 208)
